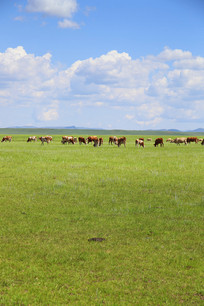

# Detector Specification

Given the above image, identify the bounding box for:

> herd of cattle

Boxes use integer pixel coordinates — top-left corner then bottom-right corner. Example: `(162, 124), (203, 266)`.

(1, 135), (204, 146)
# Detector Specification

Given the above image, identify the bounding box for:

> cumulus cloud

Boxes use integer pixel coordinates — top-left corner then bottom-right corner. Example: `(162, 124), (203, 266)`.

(38, 109), (59, 121)
(173, 57), (204, 70)
(25, 0), (79, 29)
(125, 114), (135, 120)
(0, 46), (54, 80)
(0, 46), (204, 129)
(157, 46), (192, 61)
(58, 19), (80, 29)
(26, 0), (77, 18)
(0, 46), (56, 113)
(136, 117), (162, 127)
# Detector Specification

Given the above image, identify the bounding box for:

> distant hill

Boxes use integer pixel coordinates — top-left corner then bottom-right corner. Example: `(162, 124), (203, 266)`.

(0, 127), (203, 136)
(7, 125), (85, 129)
(159, 129), (180, 132)
(155, 128), (204, 132)
(4, 126), (204, 132)
(189, 128), (204, 133)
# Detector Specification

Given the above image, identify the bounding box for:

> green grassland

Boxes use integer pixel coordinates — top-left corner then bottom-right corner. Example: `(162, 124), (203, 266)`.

(0, 133), (203, 304)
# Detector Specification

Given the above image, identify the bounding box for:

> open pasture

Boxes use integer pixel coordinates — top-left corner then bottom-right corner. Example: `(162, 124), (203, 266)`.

(0, 133), (203, 304)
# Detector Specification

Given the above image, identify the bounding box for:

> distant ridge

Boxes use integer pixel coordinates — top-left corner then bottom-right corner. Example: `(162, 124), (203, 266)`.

(159, 129), (180, 132)
(188, 128), (204, 132)
(6, 125), (104, 130)
(1, 127), (203, 136)
(155, 128), (204, 132)
(4, 126), (203, 132)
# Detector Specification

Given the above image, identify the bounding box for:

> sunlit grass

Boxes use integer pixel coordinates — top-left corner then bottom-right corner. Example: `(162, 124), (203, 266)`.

(0, 134), (203, 304)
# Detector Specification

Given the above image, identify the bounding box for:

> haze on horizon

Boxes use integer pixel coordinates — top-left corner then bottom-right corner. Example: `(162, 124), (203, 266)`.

(0, 0), (204, 130)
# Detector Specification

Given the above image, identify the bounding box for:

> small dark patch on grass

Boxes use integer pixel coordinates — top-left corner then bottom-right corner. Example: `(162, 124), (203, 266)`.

(146, 230), (153, 236)
(88, 238), (106, 242)
(185, 265), (192, 270)
(194, 293), (204, 300)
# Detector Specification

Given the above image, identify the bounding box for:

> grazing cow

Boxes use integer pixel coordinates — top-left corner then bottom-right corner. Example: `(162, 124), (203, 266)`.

(39, 136), (51, 145)
(201, 139), (204, 145)
(135, 139), (144, 148)
(109, 136), (114, 145)
(74, 137), (77, 143)
(113, 136), (118, 145)
(45, 136), (53, 142)
(27, 136), (37, 142)
(99, 137), (103, 146)
(109, 136), (118, 145)
(86, 136), (98, 144)
(166, 138), (172, 142)
(154, 138), (164, 147)
(147, 138), (152, 141)
(1, 136), (12, 142)
(78, 137), (86, 145)
(187, 137), (198, 144)
(173, 137), (187, 145)
(93, 138), (99, 147)
(61, 136), (74, 144)
(118, 136), (126, 147)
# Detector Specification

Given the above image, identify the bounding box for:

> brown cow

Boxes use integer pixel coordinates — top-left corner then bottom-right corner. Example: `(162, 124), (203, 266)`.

(147, 138), (152, 141)
(61, 136), (74, 144)
(86, 136), (98, 144)
(109, 136), (118, 145)
(39, 136), (52, 145)
(46, 136), (53, 142)
(1, 136), (12, 142)
(78, 137), (86, 145)
(93, 138), (99, 147)
(27, 136), (37, 142)
(135, 139), (144, 148)
(109, 136), (114, 145)
(99, 137), (103, 146)
(113, 136), (118, 145)
(187, 137), (198, 144)
(154, 138), (164, 147)
(118, 136), (126, 147)
(139, 138), (144, 141)
(166, 138), (172, 142)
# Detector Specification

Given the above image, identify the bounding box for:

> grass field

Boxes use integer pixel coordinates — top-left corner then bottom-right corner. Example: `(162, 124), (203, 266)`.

(0, 133), (203, 304)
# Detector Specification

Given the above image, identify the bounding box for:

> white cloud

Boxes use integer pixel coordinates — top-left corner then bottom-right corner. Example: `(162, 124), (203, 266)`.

(95, 102), (104, 107)
(26, 0), (77, 18)
(38, 109), (59, 121)
(0, 46), (54, 80)
(173, 57), (204, 70)
(136, 117), (162, 127)
(137, 103), (164, 119)
(0, 46), (56, 112)
(158, 46), (192, 61)
(0, 46), (204, 129)
(58, 19), (80, 29)
(125, 114), (134, 120)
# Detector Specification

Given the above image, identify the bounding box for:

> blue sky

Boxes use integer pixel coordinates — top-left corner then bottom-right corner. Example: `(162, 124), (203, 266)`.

(0, 0), (204, 130)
